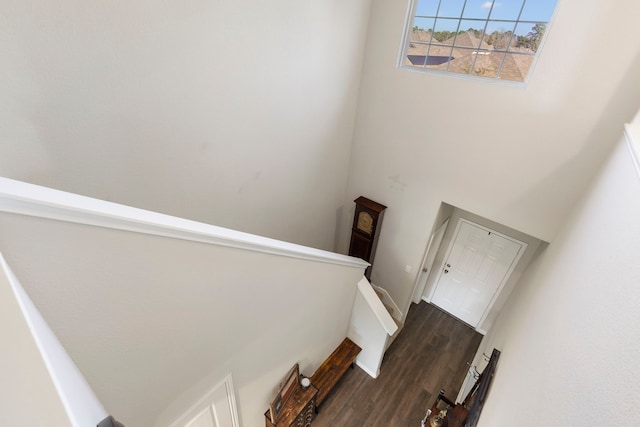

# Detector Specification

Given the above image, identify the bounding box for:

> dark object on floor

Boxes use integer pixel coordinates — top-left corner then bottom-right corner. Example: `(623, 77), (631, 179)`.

(426, 348), (502, 427)
(97, 415), (125, 427)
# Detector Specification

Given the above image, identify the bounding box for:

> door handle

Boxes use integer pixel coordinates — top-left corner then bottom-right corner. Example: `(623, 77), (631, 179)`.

(446, 263), (451, 268)
(444, 269), (449, 274)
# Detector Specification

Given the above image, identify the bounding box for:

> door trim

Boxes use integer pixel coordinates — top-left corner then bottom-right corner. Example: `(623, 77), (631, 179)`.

(427, 218), (527, 330)
(411, 217), (450, 304)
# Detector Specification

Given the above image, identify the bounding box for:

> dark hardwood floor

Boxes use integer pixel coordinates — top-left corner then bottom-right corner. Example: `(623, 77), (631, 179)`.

(312, 301), (482, 427)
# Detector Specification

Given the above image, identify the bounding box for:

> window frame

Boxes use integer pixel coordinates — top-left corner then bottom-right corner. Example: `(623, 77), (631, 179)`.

(397, 0), (559, 85)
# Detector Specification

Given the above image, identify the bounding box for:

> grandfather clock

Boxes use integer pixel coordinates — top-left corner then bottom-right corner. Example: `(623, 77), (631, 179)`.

(348, 196), (387, 280)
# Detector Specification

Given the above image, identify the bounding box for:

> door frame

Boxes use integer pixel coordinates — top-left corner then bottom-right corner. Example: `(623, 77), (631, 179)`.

(411, 217), (450, 304)
(426, 218), (527, 330)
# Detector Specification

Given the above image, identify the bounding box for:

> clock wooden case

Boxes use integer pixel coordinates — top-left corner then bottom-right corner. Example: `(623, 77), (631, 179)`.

(348, 196), (387, 280)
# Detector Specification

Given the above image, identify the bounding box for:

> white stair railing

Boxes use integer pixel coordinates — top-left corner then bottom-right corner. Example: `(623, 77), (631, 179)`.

(1, 252), (107, 426)
(347, 277), (398, 378)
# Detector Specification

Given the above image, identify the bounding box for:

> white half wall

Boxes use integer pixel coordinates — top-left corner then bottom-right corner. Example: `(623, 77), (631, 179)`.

(348, 278), (398, 378)
(341, 0), (640, 327)
(0, 209), (366, 427)
(0, 0), (373, 252)
(474, 122), (640, 425)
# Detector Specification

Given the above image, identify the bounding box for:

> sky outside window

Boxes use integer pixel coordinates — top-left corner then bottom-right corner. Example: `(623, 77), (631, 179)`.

(414, 0), (556, 31)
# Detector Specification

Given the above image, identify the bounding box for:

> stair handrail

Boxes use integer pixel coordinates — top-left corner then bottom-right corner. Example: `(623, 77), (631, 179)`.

(0, 177), (369, 269)
(624, 123), (640, 178)
(356, 277), (398, 336)
(370, 283), (403, 321)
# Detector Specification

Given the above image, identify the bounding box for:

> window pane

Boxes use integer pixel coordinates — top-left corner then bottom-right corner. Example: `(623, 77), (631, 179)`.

(510, 21), (546, 53)
(422, 18), (458, 70)
(454, 20), (487, 49)
(498, 52), (533, 82)
(446, 47), (476, 75)
(472, 50), (504, 78)
(427, 46), (455, 69)
(520, 0), (556, 22)
(415, 0), (440, 17)
(410, 17), (436, 43)
(439, 0), (466, 18)
(487, 0), (525, 21)
(483, 22), (517, 51)
(431, 18), (461, 43)
(462, 0), (492, 19)
(406, 42), (430, 67)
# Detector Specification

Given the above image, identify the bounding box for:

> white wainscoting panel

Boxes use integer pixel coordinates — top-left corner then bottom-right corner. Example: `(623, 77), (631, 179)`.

(169, 374), (239, 427)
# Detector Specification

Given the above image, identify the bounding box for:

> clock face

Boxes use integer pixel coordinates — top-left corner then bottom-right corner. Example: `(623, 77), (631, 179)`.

(357, 211), (374, 235)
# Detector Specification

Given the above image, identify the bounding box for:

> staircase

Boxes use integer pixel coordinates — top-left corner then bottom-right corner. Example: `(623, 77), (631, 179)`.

(371, 284), (404, 350)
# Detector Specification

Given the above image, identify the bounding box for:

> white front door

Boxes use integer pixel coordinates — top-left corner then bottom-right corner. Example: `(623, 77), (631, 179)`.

(431, 220), (525, 327)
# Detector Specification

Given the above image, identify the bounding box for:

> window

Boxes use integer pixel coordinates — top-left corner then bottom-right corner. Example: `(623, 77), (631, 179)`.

(400, 0), (558, 83)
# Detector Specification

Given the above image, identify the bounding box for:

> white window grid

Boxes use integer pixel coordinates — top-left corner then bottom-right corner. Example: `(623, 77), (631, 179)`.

(400, 0), (556, 83)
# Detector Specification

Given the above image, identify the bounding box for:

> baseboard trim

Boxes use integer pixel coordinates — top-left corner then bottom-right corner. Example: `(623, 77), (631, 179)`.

(354, 360), (379, 379)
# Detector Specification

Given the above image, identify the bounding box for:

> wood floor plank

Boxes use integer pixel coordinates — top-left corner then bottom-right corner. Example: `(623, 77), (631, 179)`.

(312, 301), (482, 427)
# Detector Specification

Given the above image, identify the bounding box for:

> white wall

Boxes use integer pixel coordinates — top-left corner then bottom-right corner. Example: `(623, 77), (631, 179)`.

(0, 0), (372, 251)
(348, 288), (388, 378)
(0, 212), (365, 427)
(474, 122), (640, 425)
(340, 0), (640, 320)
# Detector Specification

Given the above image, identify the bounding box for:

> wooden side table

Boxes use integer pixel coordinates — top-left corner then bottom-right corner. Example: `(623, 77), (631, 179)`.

(426, 390), (469, 427)
(265, 383), (318, 427)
